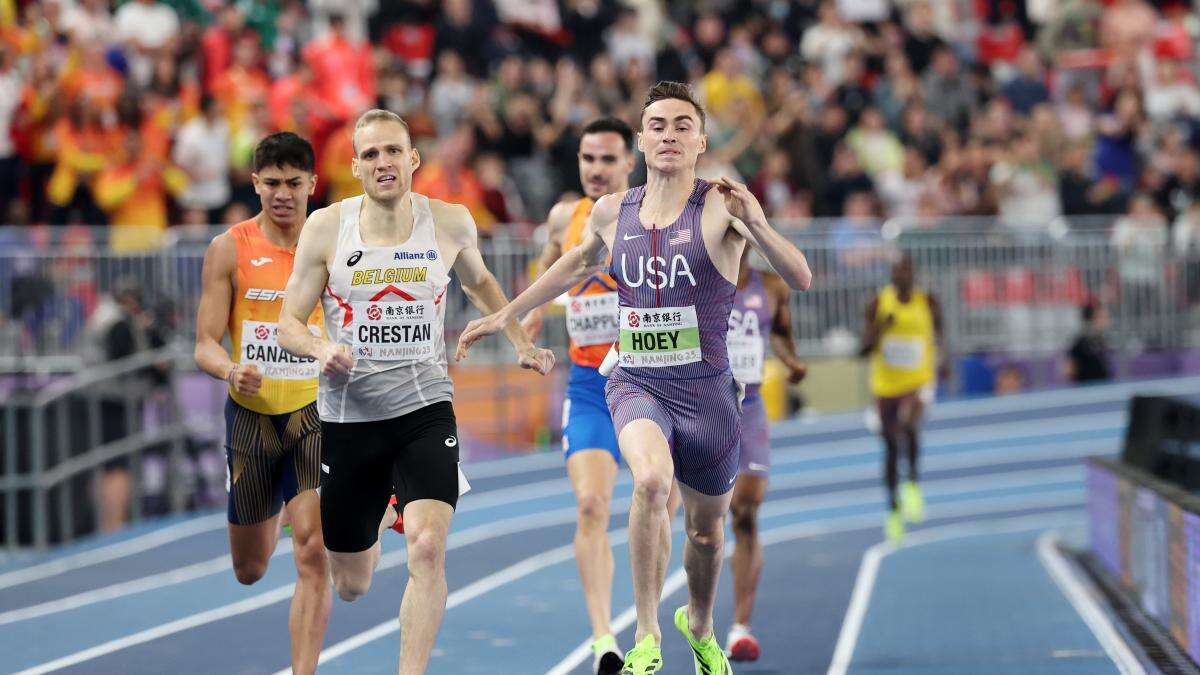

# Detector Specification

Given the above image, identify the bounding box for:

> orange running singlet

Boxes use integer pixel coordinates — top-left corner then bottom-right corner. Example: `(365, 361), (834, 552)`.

(227, 218), (324, 414)
(561, 198), (619, 368)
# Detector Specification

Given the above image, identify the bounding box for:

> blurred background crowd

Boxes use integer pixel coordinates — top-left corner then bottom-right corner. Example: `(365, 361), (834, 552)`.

(2, 0), (1200, 242)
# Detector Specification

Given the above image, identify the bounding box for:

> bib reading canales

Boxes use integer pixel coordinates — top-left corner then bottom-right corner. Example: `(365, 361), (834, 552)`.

(240, 320), (322, 379)
(618, 306), (701, 367)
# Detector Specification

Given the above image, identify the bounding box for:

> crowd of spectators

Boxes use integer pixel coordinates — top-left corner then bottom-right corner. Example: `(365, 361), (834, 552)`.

(1, 0), (1199, 248)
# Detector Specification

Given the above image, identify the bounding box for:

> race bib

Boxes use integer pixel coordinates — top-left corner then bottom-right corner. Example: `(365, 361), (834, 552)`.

(727, 333), (764, 384)
(566, 292), (619, 346)
(618, 305), (701, 368)
(240, 320), (320, 380)
(881, 336), (924, 369)
(349, 300), (435, 361)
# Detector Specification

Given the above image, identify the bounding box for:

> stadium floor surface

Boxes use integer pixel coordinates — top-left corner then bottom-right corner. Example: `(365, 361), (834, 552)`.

(5, 377), (1191, 674)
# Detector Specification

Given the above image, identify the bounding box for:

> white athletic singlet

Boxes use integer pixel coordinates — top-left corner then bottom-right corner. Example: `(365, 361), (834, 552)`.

(319, 193), (454, 423)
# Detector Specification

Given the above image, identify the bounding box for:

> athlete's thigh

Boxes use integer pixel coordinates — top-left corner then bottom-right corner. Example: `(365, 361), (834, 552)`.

(320, 419), (393, 553)
(899, 392), (925, 428)
(617, 419), (674, 482)
(563, 374), (621, 463)
(225, 398), (290, 527)
(393, 401), (461, 510)
(284, 489), (324, 548)
(279, 402), (322, 505)
(567, 449), (619, 504)
(229, 516), (282, 569)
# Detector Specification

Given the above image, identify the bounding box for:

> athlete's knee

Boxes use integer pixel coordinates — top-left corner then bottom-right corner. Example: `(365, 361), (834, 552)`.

(686, 516), (725, 553)
(405, 528), (447, 576)
(232, 558), (269, 586)
(292, 534), (329, 580)
(632, 472), (672, 508)
(729, 501), (760, 537)
(332, 569), (371, 602)
(575, 491), (611, 526)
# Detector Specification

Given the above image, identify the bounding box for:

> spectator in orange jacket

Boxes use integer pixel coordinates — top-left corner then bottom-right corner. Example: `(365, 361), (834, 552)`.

(302, 13), (375, 122)
(95, 130), (188, 251)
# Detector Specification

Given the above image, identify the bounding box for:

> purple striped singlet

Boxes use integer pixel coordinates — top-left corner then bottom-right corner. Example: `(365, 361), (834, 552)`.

(604, 179), (742, 495)
(729, 269), (771, 477)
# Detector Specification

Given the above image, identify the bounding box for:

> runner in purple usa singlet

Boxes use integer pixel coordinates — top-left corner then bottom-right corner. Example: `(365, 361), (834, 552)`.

(605, 179), (743, 496)
(727, 268), (771, 478)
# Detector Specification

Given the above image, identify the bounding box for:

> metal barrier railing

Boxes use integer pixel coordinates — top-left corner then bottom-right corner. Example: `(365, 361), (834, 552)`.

(2, 220), (1194, 371)
(1, 346), (210, 550)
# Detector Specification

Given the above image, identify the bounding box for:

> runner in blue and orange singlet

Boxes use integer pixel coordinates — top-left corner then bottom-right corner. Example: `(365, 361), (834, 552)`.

(520, 117), (636, 675)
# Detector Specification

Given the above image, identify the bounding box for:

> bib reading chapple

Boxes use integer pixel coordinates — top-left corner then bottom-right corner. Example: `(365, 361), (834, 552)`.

(567, 292), (620, 346)
(618, 305), (701, 367)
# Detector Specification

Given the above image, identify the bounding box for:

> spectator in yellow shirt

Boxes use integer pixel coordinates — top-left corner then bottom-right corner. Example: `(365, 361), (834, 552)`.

(95, 130), (188, 251)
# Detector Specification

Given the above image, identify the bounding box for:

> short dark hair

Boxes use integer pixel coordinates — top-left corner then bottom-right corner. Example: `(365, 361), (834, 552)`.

(1082, 300), (1098, 323)
(253, 132), (315, 173)
(640, 81), (706, 131)
(581, 117), (634, 150)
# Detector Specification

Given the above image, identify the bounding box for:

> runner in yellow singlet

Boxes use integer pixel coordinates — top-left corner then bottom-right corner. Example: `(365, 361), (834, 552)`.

(860, 252), (945, 542)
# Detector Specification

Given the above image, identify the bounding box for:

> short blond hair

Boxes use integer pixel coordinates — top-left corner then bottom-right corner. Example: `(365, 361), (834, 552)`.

(352, 109), (410, 152)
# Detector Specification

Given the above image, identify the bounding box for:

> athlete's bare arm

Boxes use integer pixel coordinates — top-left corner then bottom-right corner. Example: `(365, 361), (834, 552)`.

(764, 273), (807, 384)
(194, 232), (262, 395)
(928, 293), (948, 379)
(520, 199), (577, 339)
(436, 201), (555, 375)
(859, 296), (887, 358)
(710, 177), (812, 291)
(278, 205), (352, 376)
(456, 192), (621, 359)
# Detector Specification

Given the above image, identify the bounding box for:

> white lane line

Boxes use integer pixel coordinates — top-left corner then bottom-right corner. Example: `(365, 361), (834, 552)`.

(825, 517), (1106, 675)
(1, 444), (1089, 626)
(0, 408), (1115, 591)
(549, 506), (1084, 675)
(1037, 532), (1147, 675)
(11, 470), (1086, 673)
(319, 491), (1084, 672)
(0, 540), (295, 626)
(0, 514), (227, 591)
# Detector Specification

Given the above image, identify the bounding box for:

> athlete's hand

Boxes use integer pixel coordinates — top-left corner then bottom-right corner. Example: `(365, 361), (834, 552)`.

(228, 364), (262, 396)
(713, 176), (768, 227)
(318, 342), (354, 377)
(456, 312), (507, 362)
(518, 345), (555, 375)
(786, 361), (808, 385)
(519, 307), (544, 341)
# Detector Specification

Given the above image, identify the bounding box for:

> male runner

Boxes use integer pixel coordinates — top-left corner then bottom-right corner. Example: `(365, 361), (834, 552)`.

(194, 132), (330, 675)
(277, 109), (553, 675)
(724, 249), (807, 662)
(521, 117), (636, 675)
(859, 252), (943, 542)
(458, 82), (812, 675)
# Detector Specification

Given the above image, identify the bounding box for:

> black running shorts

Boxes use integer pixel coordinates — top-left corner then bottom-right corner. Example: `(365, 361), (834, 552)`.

(224, 398), (322, 526)
(320, 401), (460, 553)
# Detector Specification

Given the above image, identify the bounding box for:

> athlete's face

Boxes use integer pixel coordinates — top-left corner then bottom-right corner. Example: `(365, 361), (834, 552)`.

(252, 164), (316, 228)
(638, 98), (706, 175)
(578, 131), (634, 200)
(352, 121), (419, 204)
(891, 256), (914, 291)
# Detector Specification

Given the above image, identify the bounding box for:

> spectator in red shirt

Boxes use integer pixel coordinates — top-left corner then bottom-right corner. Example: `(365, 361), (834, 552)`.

(200, 4), (244, 94)
(303, 13), (376, 123)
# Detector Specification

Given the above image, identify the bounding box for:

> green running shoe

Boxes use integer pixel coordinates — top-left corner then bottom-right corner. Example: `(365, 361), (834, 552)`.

(674, 606), (732, 675)
(885, 509), (905, 543)
(592, 633), (623, 674)
(900, 480), (925, 523)
(620, 634), (662, 674)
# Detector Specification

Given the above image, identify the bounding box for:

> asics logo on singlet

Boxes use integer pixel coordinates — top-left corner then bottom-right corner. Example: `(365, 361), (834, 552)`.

(346, 251), (363, 267)
(618, 253), (697, 289)
(249, 257), (273, 267)
(244, 288), (285, 301)
(444, 436), (457, 447)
